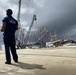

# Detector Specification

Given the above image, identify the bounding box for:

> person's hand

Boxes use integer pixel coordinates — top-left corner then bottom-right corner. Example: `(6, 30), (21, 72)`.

(0, 29), (4, 32)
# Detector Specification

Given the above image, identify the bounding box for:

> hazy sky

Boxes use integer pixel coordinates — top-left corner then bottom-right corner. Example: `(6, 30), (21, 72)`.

(0, 0), (76, 43)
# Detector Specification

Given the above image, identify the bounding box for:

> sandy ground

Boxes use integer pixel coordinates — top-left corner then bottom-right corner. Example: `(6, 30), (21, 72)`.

(0, 46), (76, 75)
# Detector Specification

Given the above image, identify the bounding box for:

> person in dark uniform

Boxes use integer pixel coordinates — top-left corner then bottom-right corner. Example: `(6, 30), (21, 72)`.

(1, 9), (18, 64)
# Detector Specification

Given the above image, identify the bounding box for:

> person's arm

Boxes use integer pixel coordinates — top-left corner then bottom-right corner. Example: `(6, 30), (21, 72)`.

(1, 22), (6, 32)
(16, 25), (18, 30)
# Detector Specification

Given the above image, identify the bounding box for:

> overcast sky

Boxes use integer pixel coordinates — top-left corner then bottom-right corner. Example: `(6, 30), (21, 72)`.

(0, 0), (76, 43)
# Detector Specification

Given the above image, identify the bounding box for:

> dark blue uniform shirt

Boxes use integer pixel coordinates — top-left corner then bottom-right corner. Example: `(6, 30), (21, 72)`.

(2, 16), (18, 39)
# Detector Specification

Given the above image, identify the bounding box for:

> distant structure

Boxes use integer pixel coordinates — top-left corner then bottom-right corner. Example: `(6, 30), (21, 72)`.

(46, 32), (58, 47)
(22, 14), (37, 48)
(28, 27), (49, 48)
(15, 0), (37, 49)
(15, 0), (22, 49)
(17, 0), (21, 26)
(50, 32), (58, 42)
(20, 28), (26, 45)
(36, 27), (48, 42)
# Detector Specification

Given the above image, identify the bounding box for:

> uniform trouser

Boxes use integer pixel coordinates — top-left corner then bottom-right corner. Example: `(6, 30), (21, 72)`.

(3, 37), (18, 63)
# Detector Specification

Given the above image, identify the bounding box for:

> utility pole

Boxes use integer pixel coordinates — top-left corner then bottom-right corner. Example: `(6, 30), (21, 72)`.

(17, 0), (22, 28)
(15, 0), (22, 49)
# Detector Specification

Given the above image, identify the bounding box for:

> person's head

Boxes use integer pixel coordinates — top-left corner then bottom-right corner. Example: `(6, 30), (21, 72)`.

(6, 9), (13, 16)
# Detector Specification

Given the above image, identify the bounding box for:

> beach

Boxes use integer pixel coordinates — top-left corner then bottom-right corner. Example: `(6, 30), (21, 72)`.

(0, 46), (76, 75)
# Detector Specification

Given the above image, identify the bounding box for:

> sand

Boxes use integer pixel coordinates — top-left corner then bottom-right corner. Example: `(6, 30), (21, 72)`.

(0, 46), (76, 75)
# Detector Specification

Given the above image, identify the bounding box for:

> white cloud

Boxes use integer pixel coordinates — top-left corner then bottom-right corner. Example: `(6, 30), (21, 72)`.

(21, 8), (27, 14)
(1, 0), (9, 5)
(0, 0), (76, 41)
(33, 0), (46, 8)
(21, 21), (28, 26)
(0, 7), (5, 17)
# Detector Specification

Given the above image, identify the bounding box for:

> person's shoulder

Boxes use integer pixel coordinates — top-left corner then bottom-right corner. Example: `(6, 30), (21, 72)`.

(2, 16), (8, 22)
(12, 17), (17, 22)
(12, 17), (18, 24)
(3, 16), (8, 19)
